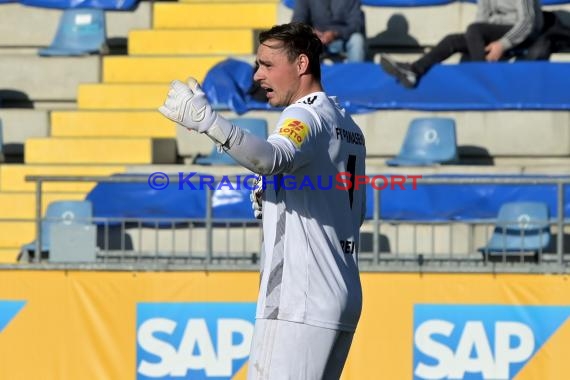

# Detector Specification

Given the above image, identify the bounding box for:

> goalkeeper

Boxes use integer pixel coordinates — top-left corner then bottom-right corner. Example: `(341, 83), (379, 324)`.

(159, 22), (366, 379)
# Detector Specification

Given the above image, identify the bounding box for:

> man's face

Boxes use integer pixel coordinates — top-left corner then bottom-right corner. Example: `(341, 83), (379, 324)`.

(253, 39), (301, 107)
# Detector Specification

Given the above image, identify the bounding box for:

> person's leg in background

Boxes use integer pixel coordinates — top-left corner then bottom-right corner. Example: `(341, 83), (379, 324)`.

(345, 32), (366, 62)
(381, 33), (468, 88)
(411, 33), (469, 76)
(464, 22), (511, 61)
(324, 39), (346, 63)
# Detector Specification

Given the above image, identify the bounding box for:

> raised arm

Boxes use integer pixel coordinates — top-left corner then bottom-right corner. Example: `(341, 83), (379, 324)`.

(159, 78), (297, 175)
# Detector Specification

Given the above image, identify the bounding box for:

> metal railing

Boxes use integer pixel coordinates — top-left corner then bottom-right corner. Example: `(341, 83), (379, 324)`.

(10, 174), (570, 273)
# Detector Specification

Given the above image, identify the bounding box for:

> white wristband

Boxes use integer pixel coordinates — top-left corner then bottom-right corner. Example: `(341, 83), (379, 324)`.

(205, 115), (234, 147)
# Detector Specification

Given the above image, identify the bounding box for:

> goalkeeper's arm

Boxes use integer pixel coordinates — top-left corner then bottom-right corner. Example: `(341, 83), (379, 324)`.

(159, 77), (295, 176)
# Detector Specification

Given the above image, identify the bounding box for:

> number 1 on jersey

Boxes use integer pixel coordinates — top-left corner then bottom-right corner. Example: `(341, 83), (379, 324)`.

(346, 154), (356, 209)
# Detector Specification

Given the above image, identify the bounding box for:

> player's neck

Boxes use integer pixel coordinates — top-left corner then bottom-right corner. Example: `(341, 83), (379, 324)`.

(294, 79), (323, 102)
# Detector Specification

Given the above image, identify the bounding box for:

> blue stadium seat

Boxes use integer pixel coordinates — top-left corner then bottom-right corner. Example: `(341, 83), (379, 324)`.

(195, 117), (268, 165)
(39, 9), (106, 57)
(386, 117), (458, 166)
(479, 202), (551, 256)
(19, 200), (93, 261)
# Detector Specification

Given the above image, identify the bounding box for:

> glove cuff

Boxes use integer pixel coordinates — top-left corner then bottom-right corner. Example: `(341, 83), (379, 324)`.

(205, 115), (234, 147)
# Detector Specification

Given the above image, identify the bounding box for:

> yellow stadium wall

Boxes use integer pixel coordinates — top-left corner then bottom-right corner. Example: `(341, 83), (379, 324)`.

(1, 271), (569, 380)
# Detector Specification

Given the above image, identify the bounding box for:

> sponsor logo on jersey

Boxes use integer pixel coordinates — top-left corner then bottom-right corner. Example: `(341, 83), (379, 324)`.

(413, 304), (570, 380)
(136, 302), (256, 380)
(278, 118), (309, 148)
(0, 300), (25, 333)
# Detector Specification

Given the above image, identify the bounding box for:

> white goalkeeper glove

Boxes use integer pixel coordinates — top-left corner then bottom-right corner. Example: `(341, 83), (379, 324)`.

(250, 175), (264, 219)
(159, 77), (233, 145)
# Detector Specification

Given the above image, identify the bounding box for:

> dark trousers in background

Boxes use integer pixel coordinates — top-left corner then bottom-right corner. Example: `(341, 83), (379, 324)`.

(411, 23), (512, 75)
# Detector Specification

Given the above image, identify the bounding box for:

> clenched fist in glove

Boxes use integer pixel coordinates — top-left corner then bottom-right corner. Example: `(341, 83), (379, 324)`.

(159, 78), (234, 145)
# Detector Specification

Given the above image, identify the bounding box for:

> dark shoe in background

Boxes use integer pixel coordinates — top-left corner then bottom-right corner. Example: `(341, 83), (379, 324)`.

(380, 54), (418, 88)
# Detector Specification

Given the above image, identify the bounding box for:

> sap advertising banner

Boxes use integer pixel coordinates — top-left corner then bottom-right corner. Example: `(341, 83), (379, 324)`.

(0, 300), (25, 332)
(136, 302), (255, 380)
(5, 271), (570, 379)
(413, 305), (570, 380)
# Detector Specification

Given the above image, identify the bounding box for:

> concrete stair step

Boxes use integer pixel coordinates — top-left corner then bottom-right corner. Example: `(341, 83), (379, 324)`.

(51, 110), (176, 138)
(53, 107), (570, 158)
(153, 2), (277, 29)
(0, 55), (99, 102)
(0, 192), (86, 219)
(0, 221), (34, 250)
(102, 56), (235, 84)
(354, 110), (570, 157)
(24, 137), (177, 164)
(128, 29), (254, 55)
(77, 84), (169, 109)
(0, 248), (19, 263)
(0, 2), (150, 47)
(0, 110), (49, 148)
(0, 164), (126, 192)
(180, 0), (278, 2)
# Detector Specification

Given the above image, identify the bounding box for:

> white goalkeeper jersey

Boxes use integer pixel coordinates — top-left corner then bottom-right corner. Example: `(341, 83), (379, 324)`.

(256, 92), (366, 332)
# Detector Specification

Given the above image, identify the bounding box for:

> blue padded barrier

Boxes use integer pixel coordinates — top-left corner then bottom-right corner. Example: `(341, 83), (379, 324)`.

(85, 173), (256, 225)
(19, 0), (137, 10)
(203, 59), (570, 115)
(364, 175), (570, 221)
(85, 174), (570, 222)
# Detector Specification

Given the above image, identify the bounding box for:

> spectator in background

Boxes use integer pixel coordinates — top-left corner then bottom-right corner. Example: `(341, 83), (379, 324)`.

(292, 0), (366, 62)
(380, 0), (544, 88)
(524, 10), (570, 60)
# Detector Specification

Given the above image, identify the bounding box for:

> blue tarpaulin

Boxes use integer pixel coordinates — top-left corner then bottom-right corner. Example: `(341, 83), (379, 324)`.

(364, 175), (570, 221)
(18, 0), (137, 9)
(203, 59), (570, 115)
(85, 174), (253, 225)
(85, 174), (570, 222)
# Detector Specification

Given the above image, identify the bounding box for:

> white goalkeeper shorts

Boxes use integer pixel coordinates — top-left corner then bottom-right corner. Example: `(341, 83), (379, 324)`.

(246, 318), (354, 380)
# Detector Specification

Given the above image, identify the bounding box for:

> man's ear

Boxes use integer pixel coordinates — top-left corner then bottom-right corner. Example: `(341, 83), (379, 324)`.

(297, 54), (310, 75)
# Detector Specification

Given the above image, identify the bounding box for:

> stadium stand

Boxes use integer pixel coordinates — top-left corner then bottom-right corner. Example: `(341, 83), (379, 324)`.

(1, 0), (570, 264)
(386, 117), (458, 166)
(0, 1), (150, 261)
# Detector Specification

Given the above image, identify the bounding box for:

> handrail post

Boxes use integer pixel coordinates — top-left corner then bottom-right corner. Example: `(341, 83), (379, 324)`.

(373, 179), (380, 265)
(34, 179), (42, 263)
(205, 186), (213, 265)
(557, 181), (564, 266)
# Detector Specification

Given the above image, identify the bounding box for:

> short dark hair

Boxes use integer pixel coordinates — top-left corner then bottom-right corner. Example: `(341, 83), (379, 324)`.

(258, 22), (323, 80)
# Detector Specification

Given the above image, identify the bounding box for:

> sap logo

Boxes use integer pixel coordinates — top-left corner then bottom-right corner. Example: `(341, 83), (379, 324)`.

(0, 300), (26, 333)
(413, 304), (570, 380)
(136, 302), (255, 380)
(415, 319), (534, 379)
